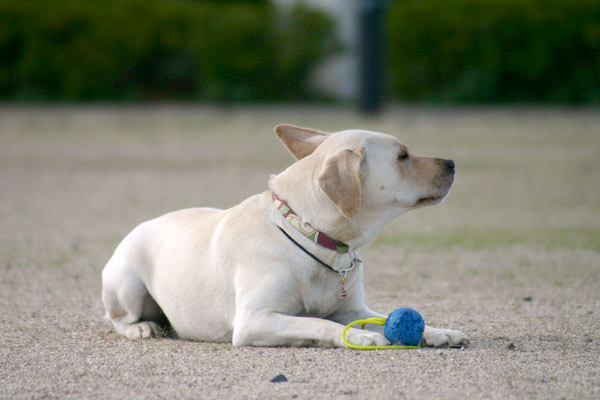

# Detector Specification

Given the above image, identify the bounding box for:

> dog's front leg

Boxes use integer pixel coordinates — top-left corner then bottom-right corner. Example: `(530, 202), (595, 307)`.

(328, 307), (387, 336)
(232, 311), (388, 348)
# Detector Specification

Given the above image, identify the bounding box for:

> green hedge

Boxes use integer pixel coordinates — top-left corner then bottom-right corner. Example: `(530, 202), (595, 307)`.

(387, 0), (600, 103)
(0, 0), (335, 101)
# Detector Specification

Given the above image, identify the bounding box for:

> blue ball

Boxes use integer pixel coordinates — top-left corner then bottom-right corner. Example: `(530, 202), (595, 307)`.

(384, 307), (425, 346)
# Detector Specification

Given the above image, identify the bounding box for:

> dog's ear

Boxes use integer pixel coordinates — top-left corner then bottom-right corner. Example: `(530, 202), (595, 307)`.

(317, 148), (364, 218)
(274, 124), (328, 160)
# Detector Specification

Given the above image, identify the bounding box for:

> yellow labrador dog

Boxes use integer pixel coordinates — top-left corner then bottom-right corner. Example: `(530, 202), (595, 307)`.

(102, 124), (468, 348)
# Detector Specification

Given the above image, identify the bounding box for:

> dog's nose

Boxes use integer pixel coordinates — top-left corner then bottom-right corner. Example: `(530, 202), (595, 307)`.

(445, 159), (455, 171)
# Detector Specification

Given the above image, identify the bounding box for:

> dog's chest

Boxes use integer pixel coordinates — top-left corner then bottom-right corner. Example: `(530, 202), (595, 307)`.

(297, 273), (345, 317)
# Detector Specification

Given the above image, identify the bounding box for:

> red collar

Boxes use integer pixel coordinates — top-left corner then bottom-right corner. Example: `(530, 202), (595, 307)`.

(272, 193), (350, 254)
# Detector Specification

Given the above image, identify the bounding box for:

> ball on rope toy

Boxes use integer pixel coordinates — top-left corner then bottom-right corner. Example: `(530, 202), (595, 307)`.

(342, 307), (425, 350)
(384, 307), (425, 346)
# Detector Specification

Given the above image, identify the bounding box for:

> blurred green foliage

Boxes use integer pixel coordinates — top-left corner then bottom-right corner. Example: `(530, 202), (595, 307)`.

(0, 0), (335, 101)
(387, 0), (600, 103)
(3, 0), (599, 104)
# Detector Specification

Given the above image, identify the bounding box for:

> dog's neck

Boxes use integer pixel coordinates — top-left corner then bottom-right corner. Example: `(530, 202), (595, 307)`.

(269, 160), (406, 250)
(271, 193), (350, 253)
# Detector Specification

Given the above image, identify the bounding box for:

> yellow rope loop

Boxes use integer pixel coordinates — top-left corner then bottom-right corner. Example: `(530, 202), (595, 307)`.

(341, 318), (421, 350)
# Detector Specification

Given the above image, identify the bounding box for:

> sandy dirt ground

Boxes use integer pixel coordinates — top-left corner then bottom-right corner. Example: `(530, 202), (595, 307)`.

(1, 105), (599, 399)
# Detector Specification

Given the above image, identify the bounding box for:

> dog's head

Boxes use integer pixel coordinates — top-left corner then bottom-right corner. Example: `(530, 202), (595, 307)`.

(273, 124), (454, 219)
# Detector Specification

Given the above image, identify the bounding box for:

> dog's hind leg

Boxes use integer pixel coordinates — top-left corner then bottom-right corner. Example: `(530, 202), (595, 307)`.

(102, 258), (164, 339)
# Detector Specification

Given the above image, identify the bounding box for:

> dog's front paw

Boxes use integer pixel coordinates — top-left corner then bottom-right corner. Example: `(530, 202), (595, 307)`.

(344, 329), (390, 347)
(422, 326), (469, 347)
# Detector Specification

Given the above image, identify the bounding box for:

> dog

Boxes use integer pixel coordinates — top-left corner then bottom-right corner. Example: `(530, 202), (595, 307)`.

(102, 124), (469, 347)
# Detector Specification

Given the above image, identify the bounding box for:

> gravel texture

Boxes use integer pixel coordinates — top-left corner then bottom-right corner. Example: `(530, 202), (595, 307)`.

(1, 106), (599, 399)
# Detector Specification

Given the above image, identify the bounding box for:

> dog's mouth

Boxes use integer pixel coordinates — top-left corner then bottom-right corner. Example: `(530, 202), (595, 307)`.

(415, 195), (444, 206)
(414, 189), (451, 207)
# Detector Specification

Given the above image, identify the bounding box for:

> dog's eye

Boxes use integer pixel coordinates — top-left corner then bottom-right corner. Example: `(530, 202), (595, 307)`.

(398, 152), (409, 161)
